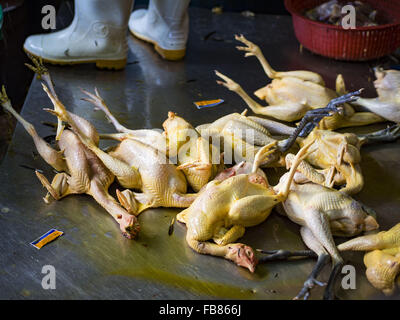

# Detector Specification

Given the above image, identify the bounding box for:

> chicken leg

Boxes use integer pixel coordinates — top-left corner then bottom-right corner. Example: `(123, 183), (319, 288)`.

(81, 88), (166, 149)
(216, 70), (311, 122)
(0, 86), (66, 172)
(25, 54), (66, 140)
(279, 90), (363, 152)
(178, 139), (315, 272)
(234, 34), (325, 85)
(259, 227), (330, 300)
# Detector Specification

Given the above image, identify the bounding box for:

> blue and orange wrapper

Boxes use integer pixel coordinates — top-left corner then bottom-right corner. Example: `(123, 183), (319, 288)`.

(30, 229), (64, 249)
(194, 99), (224, 109)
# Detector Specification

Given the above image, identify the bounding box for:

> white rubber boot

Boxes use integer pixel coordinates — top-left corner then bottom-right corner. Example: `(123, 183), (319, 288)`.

(129, 0), (190, 61)
(23, 0), (134, 70)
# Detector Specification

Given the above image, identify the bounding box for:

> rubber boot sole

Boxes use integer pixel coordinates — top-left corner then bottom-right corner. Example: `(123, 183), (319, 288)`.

(24, 48), (127, 70)
(129, 30), (186, 61)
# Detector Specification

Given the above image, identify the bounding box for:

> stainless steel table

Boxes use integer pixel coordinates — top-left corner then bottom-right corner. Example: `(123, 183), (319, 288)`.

(0, 8), (399, 299)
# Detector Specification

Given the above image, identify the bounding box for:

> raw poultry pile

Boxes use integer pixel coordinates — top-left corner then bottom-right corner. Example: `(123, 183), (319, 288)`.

(305, 0), (383, 27)
(2, 36), (400, 299)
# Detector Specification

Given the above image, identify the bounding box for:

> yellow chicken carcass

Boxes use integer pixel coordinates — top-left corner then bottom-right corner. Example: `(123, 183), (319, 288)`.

(81, 89), (218, 192)
(355, 68), (400, 124)
(196, 111), (286, 167)
(109, 138), (197, 213)
(228, 98), (366, 195)
(45, 87), (198, 215)
(195, 90), (364, 175)
(296, 123), (400, 195)
(258, 152), (379, 300)
(338, 223), (400, 295)
(162, 111), (221, 192)
(195, 103), (344, 169)
(216, 35), (384, 130)
(250, 114), (400, 195)
(196, 111), (276, 147)
(176, 139), (315, 273)
(0, 86), (139, 239)
(364, 250), (400, 296)
(297, 129), (364, 195)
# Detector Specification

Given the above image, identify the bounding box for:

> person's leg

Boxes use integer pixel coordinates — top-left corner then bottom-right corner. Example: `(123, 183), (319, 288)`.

(24, 0), (134, 70)
(129, 0), (190, 61)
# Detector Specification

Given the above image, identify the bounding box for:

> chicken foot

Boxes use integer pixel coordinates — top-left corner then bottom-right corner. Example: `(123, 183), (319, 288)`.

(258, 231), (340, 300)
(81, 88), (166, 150)
(25, 53), (65, 140)
(35, 171), (75, 203)
(282, 89), (363, 146)
(43, 84), (143, 191)
(0, 86), (66, 172)
(26, 55), (101, 146)
(257, 248), (317, 261)
(216, 70), (311, 122)
(259, 242), (329, 300)
(277, 90), (363, 154)
(258, 245), (331, 300)
(234, 34), (325, 85)
(358, 124), (400, 145)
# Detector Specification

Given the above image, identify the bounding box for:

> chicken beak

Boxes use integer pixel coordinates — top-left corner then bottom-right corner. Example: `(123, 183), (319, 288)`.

(238, 247), (258, 273)
(364, 215), (379, 232)
(246, 259), (258, 273)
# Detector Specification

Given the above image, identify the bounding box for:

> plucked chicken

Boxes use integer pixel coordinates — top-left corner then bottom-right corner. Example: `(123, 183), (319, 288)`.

(82, 89), (218, 192)
(338, 223), (400, 295)
(355, 68), (400, 124)
(0, 85), (139, 239)
(44, 88), (197, 215)
(176, 139), (315, 273)
(251, 115), (400, 195)
(162, 111), (221, 192)
(216, 35), (384, 130)
(259, 153), (379, 299)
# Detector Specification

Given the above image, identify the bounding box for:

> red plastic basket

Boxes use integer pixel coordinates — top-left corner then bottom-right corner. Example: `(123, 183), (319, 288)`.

(285, 0), (400, 60)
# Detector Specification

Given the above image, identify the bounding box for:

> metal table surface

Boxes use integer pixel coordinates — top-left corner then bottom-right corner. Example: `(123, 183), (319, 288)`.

(0, 8), (399, 300)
